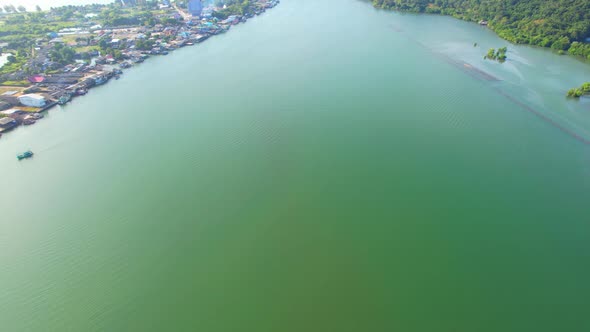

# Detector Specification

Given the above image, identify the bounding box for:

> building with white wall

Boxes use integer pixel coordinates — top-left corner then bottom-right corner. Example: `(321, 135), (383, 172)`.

(18, 94), (46, 108)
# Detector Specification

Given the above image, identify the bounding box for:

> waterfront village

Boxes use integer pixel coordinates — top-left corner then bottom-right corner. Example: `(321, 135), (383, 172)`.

(0, 0), (279, 138)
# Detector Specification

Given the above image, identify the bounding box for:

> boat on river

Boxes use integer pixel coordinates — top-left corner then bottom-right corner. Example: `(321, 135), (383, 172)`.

(17, 150), (34, 160)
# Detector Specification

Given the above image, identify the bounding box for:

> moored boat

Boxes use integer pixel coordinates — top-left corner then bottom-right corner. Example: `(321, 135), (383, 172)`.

(58, 94), (72, 105)
(94, 76), (107, 85)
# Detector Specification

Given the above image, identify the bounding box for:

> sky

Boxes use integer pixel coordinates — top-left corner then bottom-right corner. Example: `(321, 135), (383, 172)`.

(0, 0), (113, 10)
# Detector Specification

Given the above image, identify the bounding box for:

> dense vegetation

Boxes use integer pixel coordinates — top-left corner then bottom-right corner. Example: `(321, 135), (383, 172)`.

(100, 7), (159, 27)
(485, 47), (507, 62)
(49, 43), (76, 65)
(567, 82), (590, 98)
(213, 0), (253, 19)
(372, 0), (590, 59)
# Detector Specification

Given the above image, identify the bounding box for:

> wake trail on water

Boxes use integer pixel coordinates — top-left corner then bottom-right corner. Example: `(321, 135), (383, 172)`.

(494, 88), (590, 146)
(36, 137), (79, 153)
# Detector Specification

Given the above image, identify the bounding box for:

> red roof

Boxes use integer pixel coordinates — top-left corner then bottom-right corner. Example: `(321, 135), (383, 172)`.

(28, 75), (45, 83)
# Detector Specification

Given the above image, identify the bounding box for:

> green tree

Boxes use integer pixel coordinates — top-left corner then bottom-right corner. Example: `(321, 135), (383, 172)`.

(49, 43), (76, 65)
(135, 38), (154, 50)
(98, 38), (109, 51)
(485, 48), (496, 60)
(566, 82), (590, 98)
(551, 36), (571, 51)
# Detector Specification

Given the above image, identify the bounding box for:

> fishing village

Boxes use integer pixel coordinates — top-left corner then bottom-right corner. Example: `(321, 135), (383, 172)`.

(0, 0), (280, 139)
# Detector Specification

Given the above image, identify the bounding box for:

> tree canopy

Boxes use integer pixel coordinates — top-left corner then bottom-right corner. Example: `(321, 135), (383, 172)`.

(213, 0), (252, 19)
(567, 82), (590, 98)
(50, 43), (76, 65)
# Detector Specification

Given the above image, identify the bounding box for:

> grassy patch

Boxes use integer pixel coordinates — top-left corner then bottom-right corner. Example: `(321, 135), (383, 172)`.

(0, 86), (25, 93)
(19, 107), (42, 112)
(74, 45), (100, 53)
(0, 80), (30, 86)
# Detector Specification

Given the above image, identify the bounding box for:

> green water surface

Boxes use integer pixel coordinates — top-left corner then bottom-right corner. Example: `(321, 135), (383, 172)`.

(1, 0), (589, 331)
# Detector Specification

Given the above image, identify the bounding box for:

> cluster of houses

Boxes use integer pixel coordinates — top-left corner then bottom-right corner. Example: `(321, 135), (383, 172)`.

(0, 92), (48, 136)
(0, 0), (280, 139)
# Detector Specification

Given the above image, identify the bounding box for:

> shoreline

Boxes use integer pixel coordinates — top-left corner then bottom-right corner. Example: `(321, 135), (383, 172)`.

(0, 0), (280, 141)
(373, 3), (590, 64)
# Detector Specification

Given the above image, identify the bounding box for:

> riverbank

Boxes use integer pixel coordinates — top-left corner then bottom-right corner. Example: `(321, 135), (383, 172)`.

(0, 0), (280, 140)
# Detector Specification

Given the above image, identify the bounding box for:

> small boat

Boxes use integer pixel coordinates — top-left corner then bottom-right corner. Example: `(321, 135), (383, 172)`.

(17, 150), (34, 160)
(58, 94), (72, 105)
(95, 76), (107, 85)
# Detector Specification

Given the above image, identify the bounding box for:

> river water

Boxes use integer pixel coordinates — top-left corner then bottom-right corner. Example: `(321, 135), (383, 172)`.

(1, 0), (590, 331)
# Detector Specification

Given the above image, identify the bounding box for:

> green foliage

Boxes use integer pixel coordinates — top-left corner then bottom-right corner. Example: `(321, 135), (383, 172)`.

(135, 39), (154, 51)
(485, 48), (495, 59)
(50, 43), (76, 65)
(100, 8), (155, 27)
(566, 82), (590, 98)
(497, 47), (507, 61)
(3, 5), (16, 13)
(372, 0), (590, 59)
(214, 0), (252, 19)
(551, 36), (570, 51)
(484, 47), (507, 62)
(1, 80), (29, 86)
(0, 55), (27, 75)
(0, 16), (77, 42)
(568, 42), (590, 58)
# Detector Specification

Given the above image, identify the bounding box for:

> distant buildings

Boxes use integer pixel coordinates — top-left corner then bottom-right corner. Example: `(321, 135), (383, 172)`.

(18, 94), (46, 108)
(120, 0), (140, 6)
(202, 6), (214, 19)
(187, 0), (203, 17)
